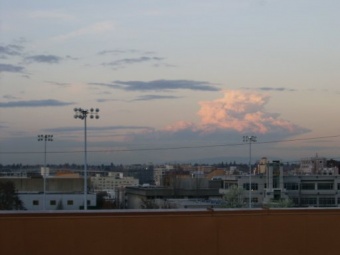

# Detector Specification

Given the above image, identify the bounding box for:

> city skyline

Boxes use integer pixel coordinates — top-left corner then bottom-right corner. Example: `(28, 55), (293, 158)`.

(1, 0), (340, 165)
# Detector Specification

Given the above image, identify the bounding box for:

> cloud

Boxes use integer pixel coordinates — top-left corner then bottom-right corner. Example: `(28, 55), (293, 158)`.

(52, 21), (115, 41)
(103, 56), (164, 68)
(0, 44), (23, 57)
(24, 55), (62, 64)
(45, 125), (153, 133)
(243, 87), (296, 92)
(98, 49), (154, 55)
(46, 81), (70, 87)
(28, 11), (75, 21)
(162, 90), (309, 135)
(133, 95), (181, 101)
(90, 79), (220, 92)
(259, 87), (296, 92)
(0, 63), (25, 73)
(0, 99), (74, 108)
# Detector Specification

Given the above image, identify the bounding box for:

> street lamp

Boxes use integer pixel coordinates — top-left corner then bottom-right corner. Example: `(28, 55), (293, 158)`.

(74, 108), (99, 210)
(37, 134), (53, 210)
(243, 135), (257, 208)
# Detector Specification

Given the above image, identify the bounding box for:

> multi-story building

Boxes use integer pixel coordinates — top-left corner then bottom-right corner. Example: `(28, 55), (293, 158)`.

(0, 170), (96, 210)
(299, 154), (327, 175)
(90, 172), (139, 191)
(215, 160), (340, 208)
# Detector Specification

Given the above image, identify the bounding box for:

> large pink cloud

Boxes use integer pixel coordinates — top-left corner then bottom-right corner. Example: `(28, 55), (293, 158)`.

(163, 90), (305, 134)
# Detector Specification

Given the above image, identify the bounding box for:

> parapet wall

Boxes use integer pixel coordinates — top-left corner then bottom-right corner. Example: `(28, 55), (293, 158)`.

(0, 208), (339, 255)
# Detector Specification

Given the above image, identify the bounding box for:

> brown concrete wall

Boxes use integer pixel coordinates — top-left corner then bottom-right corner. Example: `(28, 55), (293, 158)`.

(0, 209), (339, 255)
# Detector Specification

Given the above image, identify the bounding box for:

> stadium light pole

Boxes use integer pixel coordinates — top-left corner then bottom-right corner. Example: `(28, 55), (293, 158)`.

(37, 134), (53, 210)
(243, 135), (257, 208)
(74, 108), (99, 210)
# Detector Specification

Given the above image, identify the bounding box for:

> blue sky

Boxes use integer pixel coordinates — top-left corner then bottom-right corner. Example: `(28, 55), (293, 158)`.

(1, 0), (340, 165)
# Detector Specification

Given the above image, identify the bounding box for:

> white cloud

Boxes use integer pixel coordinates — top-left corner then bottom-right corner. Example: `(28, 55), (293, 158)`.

(162, 90), (308, 135)
(28, 11), (76, 21)
(52, 21), (116, 42)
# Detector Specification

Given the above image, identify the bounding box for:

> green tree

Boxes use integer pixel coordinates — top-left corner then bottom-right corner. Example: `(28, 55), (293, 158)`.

(224, 185), (245, 208)
(266, 199), (294, 208)
(0, 181), (25, 210)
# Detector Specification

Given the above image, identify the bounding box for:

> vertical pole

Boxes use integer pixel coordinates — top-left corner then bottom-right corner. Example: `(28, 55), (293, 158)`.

(84, 114), (88, 210)
(249, 140), (252, 208)
(43, 138), (47, 210)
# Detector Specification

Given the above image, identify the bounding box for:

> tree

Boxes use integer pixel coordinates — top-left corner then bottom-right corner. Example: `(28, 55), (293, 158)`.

(223, 185), (245, 208)
(0, 181), (25, 210)
(266, 199), (294, 208)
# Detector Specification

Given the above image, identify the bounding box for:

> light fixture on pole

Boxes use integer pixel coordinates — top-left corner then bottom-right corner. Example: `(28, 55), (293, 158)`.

(74, 108), (99, 210)
(243, 135), (257, 208)
(37, 134), (53, 210)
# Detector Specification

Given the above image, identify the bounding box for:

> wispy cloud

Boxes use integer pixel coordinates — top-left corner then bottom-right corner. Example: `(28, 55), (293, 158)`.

(98, 49), (154, 55)
(0, 63), (25, 73)
(24, 54), (62, 64)
(259, 87), (296, 92)
(28, 11), (76, 21)
(0, 99), (74, 108)
(133, 95), (181, 101)
(46, 81), (70, 87)
(102, 56), (164, 68)
(243, 87), (296, 92)
(45, 125), (153, 133)
(0, 44), (24, 57)
(52, 21), (115, 42)
(90, 79), (220, 92)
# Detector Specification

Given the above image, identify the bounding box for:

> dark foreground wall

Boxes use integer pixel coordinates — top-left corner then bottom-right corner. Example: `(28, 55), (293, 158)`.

(0, 208), (339, 255)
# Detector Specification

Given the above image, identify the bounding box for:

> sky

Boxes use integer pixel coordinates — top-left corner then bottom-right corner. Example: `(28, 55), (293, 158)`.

(1, 0), (340, 165)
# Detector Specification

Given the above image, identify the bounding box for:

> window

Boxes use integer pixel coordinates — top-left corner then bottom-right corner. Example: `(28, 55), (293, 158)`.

(87, 200), (90, 205)
(317, 183), (333, 190)
(243, 183), (258, 190)
(67, 200), (73, 205)
(301, 183), (315, 190)
(50, 200), (56, 206)
(319, 197), (335, 207)
(300, 197), (317, 205)
(284, 183), (299, 190)
(337, 183), (340, 190)
(33, 200), (39, 206)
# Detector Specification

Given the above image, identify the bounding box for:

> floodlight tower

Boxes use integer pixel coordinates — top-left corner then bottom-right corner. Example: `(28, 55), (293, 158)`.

(243, 135), (257, 208)
(74, 108), (99, 210)
(37, 134), (53, 210)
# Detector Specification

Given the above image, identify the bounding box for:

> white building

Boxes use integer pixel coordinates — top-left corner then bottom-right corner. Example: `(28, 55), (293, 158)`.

(90, 172), (139, 191)
(19, 193), (96, 211)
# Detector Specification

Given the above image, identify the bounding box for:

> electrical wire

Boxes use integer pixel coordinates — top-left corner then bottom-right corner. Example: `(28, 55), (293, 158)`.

(1, 134), (340, 155)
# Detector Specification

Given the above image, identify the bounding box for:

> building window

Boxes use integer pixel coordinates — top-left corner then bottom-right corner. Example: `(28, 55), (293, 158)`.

(252, 197), (258, 203)
(284, 183), (299, 190)
(301, 183), (315, 190)
(317, 183), (334, 190)
(300, 197), (317, 205)
(319, 197), (335, 207)
(87, 200), (90, 205)
(50, 200), (56, 206)
(243, 183), (258, 190)
(67, 200), (73, 205)
(33, 200), (39, 206)
(337, 183), (340, 190)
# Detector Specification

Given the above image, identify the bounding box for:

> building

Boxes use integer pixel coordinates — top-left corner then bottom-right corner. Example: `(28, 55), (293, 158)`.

(90, 172), (139, 191)
(215, 160), (340, 208)
(125, 185), (222, 209)
(0, 172), (96, 210)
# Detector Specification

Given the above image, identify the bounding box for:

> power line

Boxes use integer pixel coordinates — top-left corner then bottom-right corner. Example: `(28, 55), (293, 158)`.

(1, 134), (340, 155)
